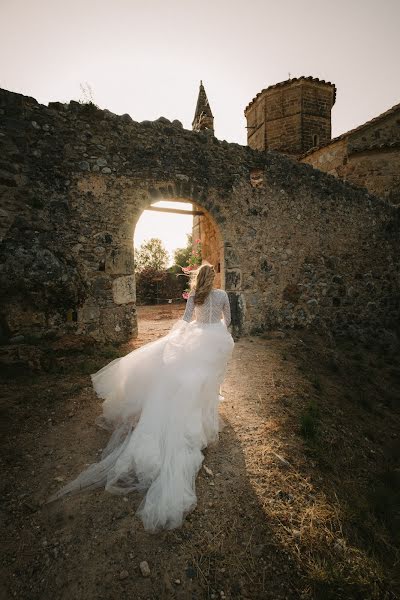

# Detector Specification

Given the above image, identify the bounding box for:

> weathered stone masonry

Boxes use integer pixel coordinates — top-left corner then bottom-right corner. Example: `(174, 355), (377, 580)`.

(245, 77), (336, 155)
(0, 89), (399, 346)
(301, 103), (400, 205)
(245, 77), (400, 205)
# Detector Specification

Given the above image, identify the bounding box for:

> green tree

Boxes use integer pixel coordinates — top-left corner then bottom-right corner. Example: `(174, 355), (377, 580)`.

(171, 234), (193, 274)
(135, 238), (169, 272)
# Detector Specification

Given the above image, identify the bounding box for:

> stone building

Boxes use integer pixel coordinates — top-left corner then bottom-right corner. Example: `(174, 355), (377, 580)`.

(300, 103), (400, 204)
(0, 88), (399, 352)
(245, 77), (400, 203)
(244, 77), (336, 156)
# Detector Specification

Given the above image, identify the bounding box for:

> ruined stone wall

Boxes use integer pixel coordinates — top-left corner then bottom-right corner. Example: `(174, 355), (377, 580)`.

(1, 89), (399, 347)
(237, 177), (400, 339)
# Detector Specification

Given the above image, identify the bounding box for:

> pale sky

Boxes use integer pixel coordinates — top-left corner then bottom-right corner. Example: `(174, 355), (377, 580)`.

(135, 202), (193, 266)
(1, 0), (399, 259)
(1, 0), (399, 144)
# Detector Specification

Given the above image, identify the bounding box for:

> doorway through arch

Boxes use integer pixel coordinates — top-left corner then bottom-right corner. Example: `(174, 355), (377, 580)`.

(133, 197), (225, 316)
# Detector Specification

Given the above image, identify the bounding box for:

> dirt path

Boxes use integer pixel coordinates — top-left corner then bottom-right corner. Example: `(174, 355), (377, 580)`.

(1, 306), (399, 599)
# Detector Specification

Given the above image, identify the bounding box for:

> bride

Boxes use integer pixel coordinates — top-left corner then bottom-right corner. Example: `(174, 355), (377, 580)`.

(48, 263), (234, 532)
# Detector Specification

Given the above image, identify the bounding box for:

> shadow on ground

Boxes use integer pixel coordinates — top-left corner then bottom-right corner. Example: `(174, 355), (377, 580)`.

(1, 311), (399, 599)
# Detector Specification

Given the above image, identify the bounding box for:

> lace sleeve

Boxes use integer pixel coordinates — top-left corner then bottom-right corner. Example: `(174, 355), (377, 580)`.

(223, 292), (231, 327)
(182, 295), (195, 322)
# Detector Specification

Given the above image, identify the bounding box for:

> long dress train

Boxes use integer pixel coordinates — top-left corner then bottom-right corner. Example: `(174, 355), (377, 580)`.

(48, 289), (234, 532)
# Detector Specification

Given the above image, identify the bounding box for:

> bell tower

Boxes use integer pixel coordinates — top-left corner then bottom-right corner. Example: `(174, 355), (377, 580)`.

(192, 81), (214, 134)
(244, 76), (336, 156)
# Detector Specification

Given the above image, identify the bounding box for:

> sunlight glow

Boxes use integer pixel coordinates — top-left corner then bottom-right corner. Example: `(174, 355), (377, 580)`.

(134, 201), (193, 267)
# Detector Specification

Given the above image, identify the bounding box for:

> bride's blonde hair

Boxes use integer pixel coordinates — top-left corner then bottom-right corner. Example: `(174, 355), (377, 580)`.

(190, 263), (216, 305)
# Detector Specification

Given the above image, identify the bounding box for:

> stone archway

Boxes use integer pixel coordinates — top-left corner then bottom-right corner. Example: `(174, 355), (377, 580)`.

(1, 89), (399, 349)
(132, 197), (226, 328)
(134, 197), (224, 295)
(72, 176), (244, 343)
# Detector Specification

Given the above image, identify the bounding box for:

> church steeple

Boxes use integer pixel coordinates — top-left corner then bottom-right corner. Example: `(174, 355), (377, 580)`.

(192, 80), (214, 134)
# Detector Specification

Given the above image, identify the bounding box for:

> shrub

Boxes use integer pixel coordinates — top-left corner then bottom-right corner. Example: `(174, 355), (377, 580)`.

(300, 400), (319, 440)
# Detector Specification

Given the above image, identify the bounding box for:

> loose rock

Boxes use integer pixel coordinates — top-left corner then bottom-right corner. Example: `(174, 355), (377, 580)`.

(139, 561), (150, 577)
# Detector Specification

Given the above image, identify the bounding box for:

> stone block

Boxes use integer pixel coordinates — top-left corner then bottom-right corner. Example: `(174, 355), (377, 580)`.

(224, 245), (239, 268)
(99, 306), (137, 343)
(90, 276), (112, 300)
(105, 249), (135, 275)
(112, 275), (136, 304)
(225, 269), (242, 291)
(78, 302), (100, 323)
(5, 304), (46, 333)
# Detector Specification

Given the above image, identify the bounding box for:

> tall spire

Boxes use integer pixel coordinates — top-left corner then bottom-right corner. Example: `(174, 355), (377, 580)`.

(192, 81), (214, 133)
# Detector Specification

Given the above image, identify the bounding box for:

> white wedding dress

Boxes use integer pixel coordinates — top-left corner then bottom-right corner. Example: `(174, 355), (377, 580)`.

(48, 289), (234, 532)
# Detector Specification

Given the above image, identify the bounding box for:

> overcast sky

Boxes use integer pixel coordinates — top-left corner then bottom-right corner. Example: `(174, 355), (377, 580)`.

(1, 0), (399, 145)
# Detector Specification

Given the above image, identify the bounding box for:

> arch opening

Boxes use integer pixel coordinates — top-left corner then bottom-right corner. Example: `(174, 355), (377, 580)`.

(132, 197), (225, 338)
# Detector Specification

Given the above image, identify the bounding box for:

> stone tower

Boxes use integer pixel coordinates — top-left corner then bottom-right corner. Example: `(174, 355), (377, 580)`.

(244, 76), (336, 156)
(192, 81), (214, 134)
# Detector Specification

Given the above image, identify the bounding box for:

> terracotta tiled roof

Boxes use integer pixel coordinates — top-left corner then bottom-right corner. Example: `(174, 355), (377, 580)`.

(244, 76), (337, 113)
(364, 140), (400, 150)
(299, 101), (400, 158)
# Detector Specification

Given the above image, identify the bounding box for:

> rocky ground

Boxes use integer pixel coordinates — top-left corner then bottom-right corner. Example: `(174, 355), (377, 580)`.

(1, 305), (399, 599)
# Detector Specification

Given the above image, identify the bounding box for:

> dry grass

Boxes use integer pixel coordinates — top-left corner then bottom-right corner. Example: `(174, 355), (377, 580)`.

(221, 332), (400, 598)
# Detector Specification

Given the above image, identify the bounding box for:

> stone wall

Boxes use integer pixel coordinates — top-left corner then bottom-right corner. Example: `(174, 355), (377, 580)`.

(1, 88), (399, 346)
(193, 207), (223, 288)
(301, 143), (400, 204)
(300, 106), (400, 204)
(300, 139), (347, 177)
(343, 148), (400, 205)
(244, 101), (266, 152)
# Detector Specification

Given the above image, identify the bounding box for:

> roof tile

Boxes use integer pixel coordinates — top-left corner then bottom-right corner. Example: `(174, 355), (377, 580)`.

(244, 76), (337, 113)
